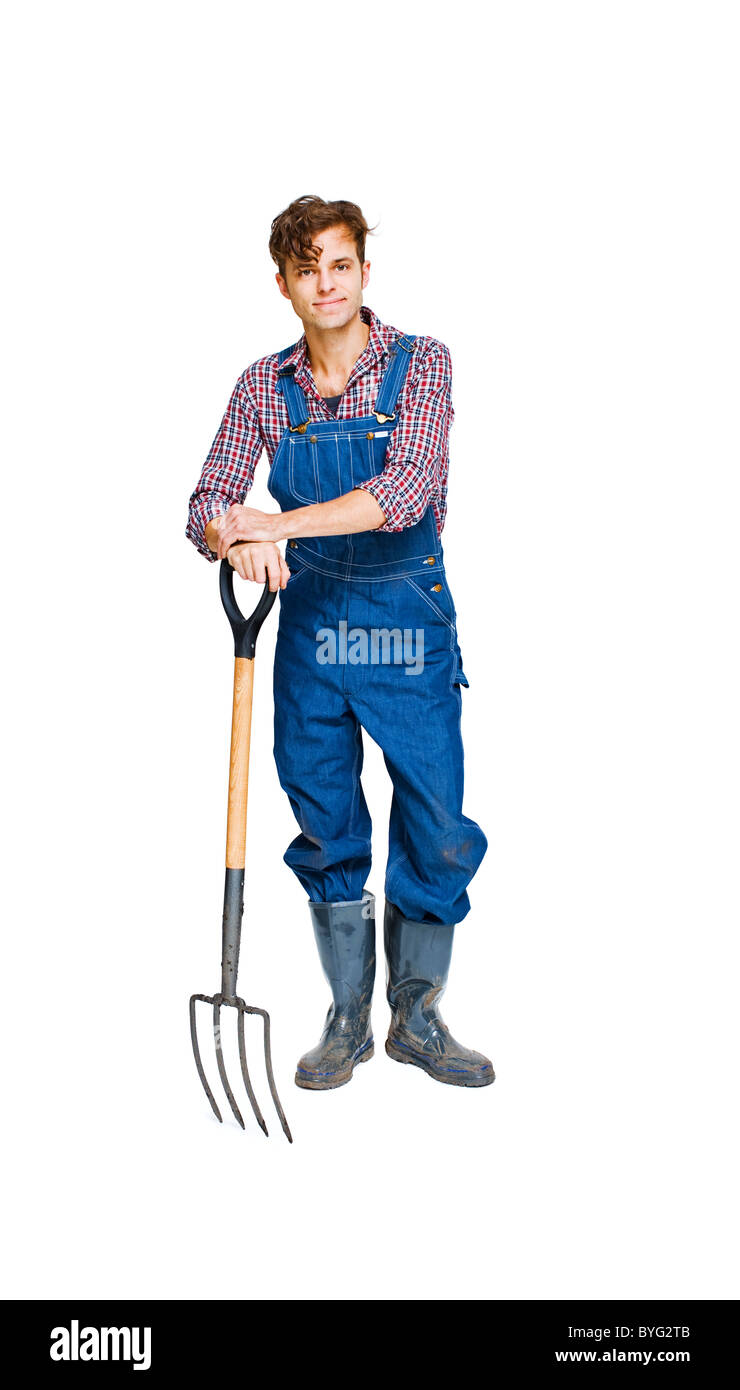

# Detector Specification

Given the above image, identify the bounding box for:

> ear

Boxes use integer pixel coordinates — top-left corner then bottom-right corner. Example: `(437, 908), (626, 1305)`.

(276, 271), (291, 301)
(361, 260), (371, 289)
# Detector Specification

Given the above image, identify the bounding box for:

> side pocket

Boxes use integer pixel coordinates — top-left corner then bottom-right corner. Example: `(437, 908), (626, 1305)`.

(284, 562), (310, 588)
(404, 575), (456, 631)
(404, 575), (470, 688)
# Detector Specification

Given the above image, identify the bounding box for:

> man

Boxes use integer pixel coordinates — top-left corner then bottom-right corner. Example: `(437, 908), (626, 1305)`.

(186, 195), (494, 1091)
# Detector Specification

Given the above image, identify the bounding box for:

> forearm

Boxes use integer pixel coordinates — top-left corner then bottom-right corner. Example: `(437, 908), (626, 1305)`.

(213, 489), (388, 559)
(276, 489), (386, 541)
(185, 373), (264, 562)
(204, 517), (222, 554)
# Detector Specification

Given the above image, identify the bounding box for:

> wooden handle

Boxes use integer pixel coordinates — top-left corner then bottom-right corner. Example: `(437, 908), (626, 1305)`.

(225, 656), (255, 869)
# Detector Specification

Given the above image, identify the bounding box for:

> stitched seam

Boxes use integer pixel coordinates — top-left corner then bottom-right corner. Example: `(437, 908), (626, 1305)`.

(289, 440), (318, 505)
(284, 564), (309, 587)
(404, 576), (456, 633)
(291, 555), (443, 581)
(267, 434), (288, 492)
(311, 437), (321, 503)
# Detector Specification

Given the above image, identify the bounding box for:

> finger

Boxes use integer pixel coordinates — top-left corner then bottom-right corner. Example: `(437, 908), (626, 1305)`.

(218, 512), (234, 550)
(218, 528), (235, 559)
(219, 513), (243, 544)
(229, 550), (245, 581)
(265, 555), (282, 593)
(239, 548), (263, 584)
(278, 556), (291, 589)
(219, 528), (242, 560)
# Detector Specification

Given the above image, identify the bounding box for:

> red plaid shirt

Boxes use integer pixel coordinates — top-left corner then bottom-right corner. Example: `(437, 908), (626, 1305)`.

(185, 304), (454, 562)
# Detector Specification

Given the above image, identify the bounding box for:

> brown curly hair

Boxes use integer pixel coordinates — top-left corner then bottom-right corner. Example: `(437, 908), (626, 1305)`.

(269, 195), (375, 278)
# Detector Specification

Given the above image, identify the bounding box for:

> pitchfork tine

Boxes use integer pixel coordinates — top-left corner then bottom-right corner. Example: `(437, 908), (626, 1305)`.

(237, 1007), (269, 1136)
(244, 1005), (294, 1143)
(190, 993), (223, 1123)
(212, 997), (247, 1130)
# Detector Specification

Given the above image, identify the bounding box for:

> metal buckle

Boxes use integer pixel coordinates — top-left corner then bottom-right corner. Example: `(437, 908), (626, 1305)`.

(289, 422), (309, 433)
(373, 412), (395, 425)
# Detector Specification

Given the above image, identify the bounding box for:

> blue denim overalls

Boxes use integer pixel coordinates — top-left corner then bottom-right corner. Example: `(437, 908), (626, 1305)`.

(268, 333), (488, 925)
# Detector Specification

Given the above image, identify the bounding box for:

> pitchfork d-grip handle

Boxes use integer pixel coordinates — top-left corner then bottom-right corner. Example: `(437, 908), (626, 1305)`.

(219, 562), (278, 658)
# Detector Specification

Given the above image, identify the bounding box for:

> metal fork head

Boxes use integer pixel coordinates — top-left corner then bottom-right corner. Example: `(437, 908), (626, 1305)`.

(189, 992), (293, 1143)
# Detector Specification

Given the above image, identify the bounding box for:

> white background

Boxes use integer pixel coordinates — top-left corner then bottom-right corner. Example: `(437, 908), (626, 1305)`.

(1, 0), (738, 1301)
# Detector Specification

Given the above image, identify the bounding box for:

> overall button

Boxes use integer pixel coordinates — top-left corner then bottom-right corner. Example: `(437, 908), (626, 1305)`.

(432, 583), (442, 592)
(309, 435), (317, 443)
(366, 431), (375, 439)
(289, 540), (298, 549)
(426, 556), (436, 565)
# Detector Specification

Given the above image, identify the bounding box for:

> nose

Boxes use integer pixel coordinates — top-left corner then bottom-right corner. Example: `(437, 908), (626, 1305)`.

(316, 265), (335, 294)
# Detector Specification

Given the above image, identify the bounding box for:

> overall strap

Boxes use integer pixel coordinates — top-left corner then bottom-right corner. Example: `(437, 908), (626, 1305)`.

(275, 346), (311, 431)
(373, 333), (417, 421)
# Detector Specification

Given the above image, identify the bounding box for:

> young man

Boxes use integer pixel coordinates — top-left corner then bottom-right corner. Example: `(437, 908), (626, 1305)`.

(186, 195), (494, 1091)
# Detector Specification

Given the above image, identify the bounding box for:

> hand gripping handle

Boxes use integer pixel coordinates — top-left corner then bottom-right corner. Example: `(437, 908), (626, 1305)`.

(219, 560), (278, 658)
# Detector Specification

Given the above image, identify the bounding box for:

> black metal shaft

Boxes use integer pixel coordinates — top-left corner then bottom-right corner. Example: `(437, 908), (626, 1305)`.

(221, 866), (245, 998)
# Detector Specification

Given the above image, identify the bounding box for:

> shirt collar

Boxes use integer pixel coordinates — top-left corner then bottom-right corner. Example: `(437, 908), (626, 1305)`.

(276, 305), (394, 382)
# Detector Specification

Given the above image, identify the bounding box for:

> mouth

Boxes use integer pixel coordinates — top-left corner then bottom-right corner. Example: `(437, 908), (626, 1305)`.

(313, 298), (346, 309)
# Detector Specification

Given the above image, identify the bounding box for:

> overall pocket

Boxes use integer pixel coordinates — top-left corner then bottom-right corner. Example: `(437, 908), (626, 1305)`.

(403, 575), (470, 689)
(404, 574), (457, 632)
(347, 423), (394, 488)
(283, 560), (311, 590)
(288, 436), (322, 505)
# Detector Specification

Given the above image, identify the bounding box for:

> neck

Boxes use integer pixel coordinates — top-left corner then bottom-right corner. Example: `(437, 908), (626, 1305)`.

(304, 309), (370, 388)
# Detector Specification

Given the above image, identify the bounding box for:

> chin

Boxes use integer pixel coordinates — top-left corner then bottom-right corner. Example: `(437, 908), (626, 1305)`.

(316, 305), (356, 329)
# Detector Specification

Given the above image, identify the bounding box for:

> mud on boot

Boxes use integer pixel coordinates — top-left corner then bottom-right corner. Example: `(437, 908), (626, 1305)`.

(295, 891), (376, 1090)
(383, 898), (495, 1088)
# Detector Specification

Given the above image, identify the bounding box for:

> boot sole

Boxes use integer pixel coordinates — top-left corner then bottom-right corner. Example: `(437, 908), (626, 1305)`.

(385, 1037), (495, 1087)
(294, 1041), (374, 1091)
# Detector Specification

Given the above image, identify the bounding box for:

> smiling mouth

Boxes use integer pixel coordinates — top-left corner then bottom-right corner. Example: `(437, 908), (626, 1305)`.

(314, 298), (345, 308)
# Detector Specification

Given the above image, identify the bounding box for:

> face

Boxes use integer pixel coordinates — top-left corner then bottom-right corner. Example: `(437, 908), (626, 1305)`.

(276, 223), (370, 332)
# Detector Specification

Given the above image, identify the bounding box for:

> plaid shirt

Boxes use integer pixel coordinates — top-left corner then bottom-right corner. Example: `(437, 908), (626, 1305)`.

(185, 304), (454, 562)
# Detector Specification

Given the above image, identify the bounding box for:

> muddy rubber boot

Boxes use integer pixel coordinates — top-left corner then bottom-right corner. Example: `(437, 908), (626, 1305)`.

(384, 898), (495, 1087)
(295, 890), (376, 1090)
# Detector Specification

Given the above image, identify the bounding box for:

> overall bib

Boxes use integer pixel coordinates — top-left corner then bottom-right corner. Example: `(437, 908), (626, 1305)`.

(268, 333), (487, 925)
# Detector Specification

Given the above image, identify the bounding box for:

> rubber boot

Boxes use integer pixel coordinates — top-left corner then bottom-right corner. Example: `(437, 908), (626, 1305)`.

(295, 890), (376, 1090)
(384, 898), (495, 1087)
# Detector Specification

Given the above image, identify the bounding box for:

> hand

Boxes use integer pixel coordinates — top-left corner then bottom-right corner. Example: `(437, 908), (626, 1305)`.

(226, 541), (290, 592)
(216, 503), (282, 557)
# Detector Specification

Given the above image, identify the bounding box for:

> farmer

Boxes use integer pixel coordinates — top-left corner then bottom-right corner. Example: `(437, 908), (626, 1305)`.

(186, 195), (494, 1091)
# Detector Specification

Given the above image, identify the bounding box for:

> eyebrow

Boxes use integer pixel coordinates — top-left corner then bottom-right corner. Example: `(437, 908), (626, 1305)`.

(294, 254), (354, 268)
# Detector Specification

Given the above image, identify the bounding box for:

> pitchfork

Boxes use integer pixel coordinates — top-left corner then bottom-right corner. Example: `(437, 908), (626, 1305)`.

(189, 562), (292, 1142)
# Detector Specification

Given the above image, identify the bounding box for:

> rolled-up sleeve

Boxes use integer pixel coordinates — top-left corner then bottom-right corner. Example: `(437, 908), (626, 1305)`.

(352, 341), (454, 532)
(185, 376), (264, 562)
